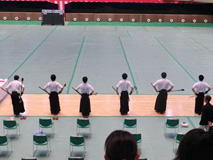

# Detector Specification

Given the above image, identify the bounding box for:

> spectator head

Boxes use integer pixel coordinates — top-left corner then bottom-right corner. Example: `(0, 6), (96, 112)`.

(122, 73), (128, 80)
(199, 75), (204, 81)
(82, 76), (88, 83)
(161, 72), (167, 78)
(104, 130), (140, 160)
(174, 128), (213, 160)
(51, 74), (56, 81)
(14, 75), (19, 80)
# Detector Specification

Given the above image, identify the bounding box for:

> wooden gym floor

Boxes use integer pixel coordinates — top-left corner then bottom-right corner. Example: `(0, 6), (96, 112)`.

(0, 94), (200, 117)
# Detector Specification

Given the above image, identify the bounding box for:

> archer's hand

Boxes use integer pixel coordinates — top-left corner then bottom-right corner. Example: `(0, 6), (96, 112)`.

(167, 89), (171, 92)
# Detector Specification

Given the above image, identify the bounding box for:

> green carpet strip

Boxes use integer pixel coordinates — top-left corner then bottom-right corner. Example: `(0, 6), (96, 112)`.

(187, 117), (196, 129)
(0, 20), (41, 25)
(1, 21), (212, 27)
(67, 22), (213, 27)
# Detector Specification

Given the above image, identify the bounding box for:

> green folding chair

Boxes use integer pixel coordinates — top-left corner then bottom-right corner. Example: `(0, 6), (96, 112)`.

(173, 133), (185, 151)
(33, 134), (50, 157)
(70, 135), (85, 157)
(123, 118), (137, 133)
(3, 119), (20, 137)
(0, 135), (12, 156)
(164, 118), (179, 133)
(39, 118), (54, 138)
(21, 158), (37, 160)
(133, 133), (142, 143)
(68, 157), (84, 160)
(133, 133), (142, 154)
(76, 118), (91, 137)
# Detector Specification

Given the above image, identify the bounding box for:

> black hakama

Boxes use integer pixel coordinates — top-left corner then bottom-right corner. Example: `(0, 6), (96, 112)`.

(195, 92), (204, 115)
(11, 91), (25, 116)
(80, 93), (91, 116)
(120, 91), (129, 115)
(154, 90), (167, 114)
(49, 92), (60, 115)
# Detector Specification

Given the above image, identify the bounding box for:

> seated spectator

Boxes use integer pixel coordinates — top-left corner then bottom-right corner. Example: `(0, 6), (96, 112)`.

(199, 95), (213, 131)
(104, 130), (140, 160)
(174, 128), (213, 160)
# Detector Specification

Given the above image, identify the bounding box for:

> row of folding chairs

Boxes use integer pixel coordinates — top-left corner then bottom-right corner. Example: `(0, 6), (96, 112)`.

(34, 118), (142, 158)
(1, 117), (135, 139)
(1, 117), (151, 159)
(35, 118), (142, 159)
(34, 118), (184, 159)
(0, 118), (90, 158)
(164, 118), (186, 151)
(21, 157), (85, 160)
(21, 158), (148, 160)
(34, 118), (90, 157)
(0, 119), (21, 156)
(124, 118), (186, 153)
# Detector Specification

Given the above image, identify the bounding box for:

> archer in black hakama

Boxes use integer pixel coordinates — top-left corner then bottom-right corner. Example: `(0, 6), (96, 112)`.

(11, 91), (25, 116)
(49, 92), (60, 115)
(120, 91), (129, 115)
(152, 72), (174, 114)
(155, 90), (168, 114)
(192, 75), (211, 115)
(195, 92), (205, 115)
(116, 73), (134, 115)
(80, 93), (91, 116)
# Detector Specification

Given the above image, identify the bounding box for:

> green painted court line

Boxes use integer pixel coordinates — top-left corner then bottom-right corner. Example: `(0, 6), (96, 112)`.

(8, 26), (57, 80)
(0, 20), (41, 25)
(0, 35), (11, 43)
(127, 31), (131, 37)
(0, 25), (27, 43)
(155, 37), (196, 82)
(118, 37), (138, 94)
(67, 22), (213, 27)
(190, 38), (213, 55)
(67, 36), (85, 94)
(143, 27), (148, 32)
(115, 26), (118, 31)
(84, 26), (87, 31)
(187, 117), (196, 128)
(174, 27), (183, 32)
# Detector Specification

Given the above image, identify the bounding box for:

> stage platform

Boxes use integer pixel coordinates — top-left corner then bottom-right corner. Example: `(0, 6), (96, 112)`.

(0, 94), (200, 117)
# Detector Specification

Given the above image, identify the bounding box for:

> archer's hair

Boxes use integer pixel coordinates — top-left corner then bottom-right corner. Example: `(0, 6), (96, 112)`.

(82, 76), (88, 83)
(105, 130), (138, 160)
(122, 73), (128, 80)
(161, 72), (167, 78)
(51, 74), (56, 81)
(199, 75), (204, 81)
(14, 75), (19, 80)
(174, 128), (213, 160)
